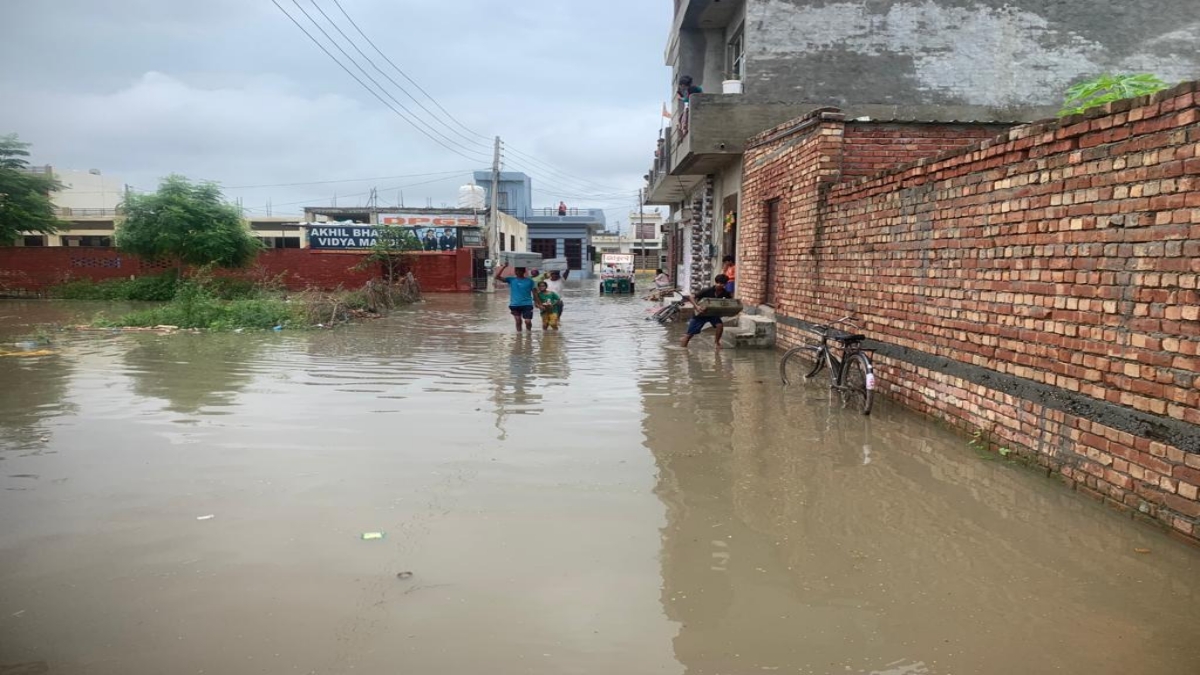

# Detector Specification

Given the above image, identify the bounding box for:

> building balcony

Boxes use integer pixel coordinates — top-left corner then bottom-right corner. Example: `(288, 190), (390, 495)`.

(646, 96), (830, 205)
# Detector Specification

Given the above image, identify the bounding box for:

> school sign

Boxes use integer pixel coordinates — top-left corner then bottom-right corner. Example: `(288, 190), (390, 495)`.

(306, 214), (483, 251)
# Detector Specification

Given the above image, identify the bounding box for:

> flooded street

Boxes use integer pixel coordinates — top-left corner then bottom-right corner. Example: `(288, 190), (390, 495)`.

(1, 289), (1198, 675)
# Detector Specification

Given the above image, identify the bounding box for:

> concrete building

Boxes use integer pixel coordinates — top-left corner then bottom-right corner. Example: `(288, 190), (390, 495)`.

(630, 208), (666, 271)
(16, 167), (125, 247)
(591, 231), (632, 259)
(473, 171), (607, 277)
(645, 0), (1200, 290)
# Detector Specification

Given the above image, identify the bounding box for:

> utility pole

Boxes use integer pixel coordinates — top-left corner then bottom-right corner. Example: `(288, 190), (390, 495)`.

(638, 187), (645, 271)
(487, 135), (501, 293)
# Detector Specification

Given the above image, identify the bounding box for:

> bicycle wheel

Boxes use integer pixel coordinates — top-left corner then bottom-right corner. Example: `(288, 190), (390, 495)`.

(839, 352), (875, 415)
(780, 346), (824, 385)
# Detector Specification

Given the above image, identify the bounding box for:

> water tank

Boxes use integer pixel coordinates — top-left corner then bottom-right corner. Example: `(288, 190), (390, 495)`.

(458, 184), (486, 209)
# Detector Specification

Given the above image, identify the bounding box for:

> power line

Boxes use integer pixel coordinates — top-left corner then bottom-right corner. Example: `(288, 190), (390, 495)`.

(220, 169), (472, 190)
(286, 0), (490, 161)
(322, 0), (634, 196)
(269, 0), (489, 164)
(305, 0), (491, 152)
(504, 145), (629, 193)
(239, 172), (473, 212)
(328, 0), (493, 146)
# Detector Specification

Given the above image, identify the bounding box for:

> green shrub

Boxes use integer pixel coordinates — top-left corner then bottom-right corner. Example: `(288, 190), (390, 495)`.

(1059, 73), (1169, 117)
(104, 280), (300, 330)
(50, 274), (180, 301)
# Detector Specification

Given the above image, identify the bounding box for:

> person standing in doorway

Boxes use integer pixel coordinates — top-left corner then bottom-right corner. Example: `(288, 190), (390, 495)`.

(495, 265), (536, 332)
(681, 274), (731, 349)
(722, 256), (736, 294)
(557, 201), (568, 216)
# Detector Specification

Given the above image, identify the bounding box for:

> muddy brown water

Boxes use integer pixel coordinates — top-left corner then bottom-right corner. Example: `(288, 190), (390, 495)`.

(1, 291), (1197, 674)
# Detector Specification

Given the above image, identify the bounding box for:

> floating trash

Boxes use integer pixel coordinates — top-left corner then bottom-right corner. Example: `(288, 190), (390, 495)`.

(361, 532), (384, 541)
(196, 515), (216, 521)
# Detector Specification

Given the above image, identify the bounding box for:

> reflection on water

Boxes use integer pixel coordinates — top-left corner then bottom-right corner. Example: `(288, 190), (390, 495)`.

(647, 356), (1200, 674)
(0, 289), (1197, 674)
(122, 333), (267, 413)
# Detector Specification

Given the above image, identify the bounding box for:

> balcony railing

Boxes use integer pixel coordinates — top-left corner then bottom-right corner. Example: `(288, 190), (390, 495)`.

(54, 207), (122, 218)
(530, 207), (592, 217)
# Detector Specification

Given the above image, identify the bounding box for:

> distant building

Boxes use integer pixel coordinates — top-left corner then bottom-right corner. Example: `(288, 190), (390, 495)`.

(473, 171), (606, 277)
(16, 167), (124, 247)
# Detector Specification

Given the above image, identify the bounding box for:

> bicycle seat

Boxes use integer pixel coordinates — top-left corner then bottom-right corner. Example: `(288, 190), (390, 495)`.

(827, 329), (866, 344)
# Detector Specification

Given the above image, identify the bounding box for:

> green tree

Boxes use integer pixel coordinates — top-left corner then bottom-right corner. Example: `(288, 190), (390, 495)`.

(1059, 73), (1169, 117)
(356, 224), (421, 284)
(0, 134), (62, 244)
(117, 174), (261, 268)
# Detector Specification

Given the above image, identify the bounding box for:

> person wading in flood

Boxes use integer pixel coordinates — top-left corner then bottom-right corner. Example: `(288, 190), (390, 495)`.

(495, 265), (536, 332)
(681, 274), (731, 349)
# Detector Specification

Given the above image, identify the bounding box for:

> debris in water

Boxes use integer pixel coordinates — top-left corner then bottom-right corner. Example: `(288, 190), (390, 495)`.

(361, 532), (384, 540)
(12, 609), (26, 618)
(272, 325), (284, 332)
(396, 571), (414, 580)
(1134, 548), (1151, 554)
(196, 515), (215, 521)
(39, 436), (49, 443)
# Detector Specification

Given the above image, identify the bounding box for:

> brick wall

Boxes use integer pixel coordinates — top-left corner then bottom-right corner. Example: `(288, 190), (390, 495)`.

(842, 123), (1010, 177)
(0, 247), (478, 294)
(739, 82), (1200, 543)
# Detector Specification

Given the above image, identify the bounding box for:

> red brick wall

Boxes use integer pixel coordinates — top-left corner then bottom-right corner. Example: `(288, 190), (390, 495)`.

(0, 247), (477, 294)
(842, 123), (1010, 177)
(739, 83), (1200, 543)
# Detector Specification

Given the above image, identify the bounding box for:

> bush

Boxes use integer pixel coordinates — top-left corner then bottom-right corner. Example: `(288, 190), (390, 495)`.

(51, 274), (180, 301)
(101, 280), (300, 330)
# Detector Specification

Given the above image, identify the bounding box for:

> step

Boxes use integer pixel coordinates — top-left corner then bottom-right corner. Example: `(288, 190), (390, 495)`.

(720, 314), (776, 349)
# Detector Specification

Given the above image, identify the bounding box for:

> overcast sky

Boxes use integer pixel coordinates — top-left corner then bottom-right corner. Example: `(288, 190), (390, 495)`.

(0, 0), (673, 226)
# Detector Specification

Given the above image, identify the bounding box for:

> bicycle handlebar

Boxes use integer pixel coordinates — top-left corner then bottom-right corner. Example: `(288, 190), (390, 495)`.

(813, 316), (859, 334)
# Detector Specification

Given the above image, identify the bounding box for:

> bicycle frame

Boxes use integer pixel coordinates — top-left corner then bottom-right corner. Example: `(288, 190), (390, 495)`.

(780, 316), (876, 414)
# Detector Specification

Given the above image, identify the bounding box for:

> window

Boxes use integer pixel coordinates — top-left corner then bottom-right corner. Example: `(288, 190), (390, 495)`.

(509, 234), (516, 251)
(563, 239), (582, 270)
(499, 233), (506, 252)
(63, 235), (112, 247)
(258, 237), (300, 249)
(22, 235), (46, 247)
(531, 238), (557, 259)
(727, 24), (745, 81)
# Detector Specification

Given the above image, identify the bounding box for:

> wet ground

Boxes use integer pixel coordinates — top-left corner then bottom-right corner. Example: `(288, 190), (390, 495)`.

(1, 289), (1198, 674)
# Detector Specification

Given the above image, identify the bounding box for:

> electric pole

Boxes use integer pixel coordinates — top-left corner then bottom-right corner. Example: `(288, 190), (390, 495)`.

(638, 187), (645, 271)
(487, 135), (501, 293)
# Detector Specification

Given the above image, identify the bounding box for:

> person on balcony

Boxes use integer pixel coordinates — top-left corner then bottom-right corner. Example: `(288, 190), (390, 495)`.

(557, 201), (568, 216)
(676, 75), (702, 104)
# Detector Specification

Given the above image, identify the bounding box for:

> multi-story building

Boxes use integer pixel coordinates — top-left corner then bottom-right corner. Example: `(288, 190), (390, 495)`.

(16, 167), (124, 247)
(645, 0), (1200, 290)
(473, 171), (607, 277)
(630, 209), (666, 271)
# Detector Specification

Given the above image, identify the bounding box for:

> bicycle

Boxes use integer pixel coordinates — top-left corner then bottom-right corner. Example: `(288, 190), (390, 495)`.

(649, 299), (684, 324)
(779, 316), (877, 415)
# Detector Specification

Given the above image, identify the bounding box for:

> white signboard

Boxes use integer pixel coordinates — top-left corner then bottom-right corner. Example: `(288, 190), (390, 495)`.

(602, 253), (635, 266)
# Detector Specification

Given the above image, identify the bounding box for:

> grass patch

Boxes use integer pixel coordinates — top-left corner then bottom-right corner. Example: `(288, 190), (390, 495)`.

(50, 274), (263, 302)
(52, 274), (181, 301)
(86, 272), (421, 331)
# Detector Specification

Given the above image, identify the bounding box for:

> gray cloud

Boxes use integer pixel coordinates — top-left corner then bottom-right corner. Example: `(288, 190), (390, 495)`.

(0, 0), (672, 218)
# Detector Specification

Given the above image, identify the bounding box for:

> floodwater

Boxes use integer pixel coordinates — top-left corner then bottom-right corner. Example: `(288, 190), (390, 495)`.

(1, 289), (1197, 675)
